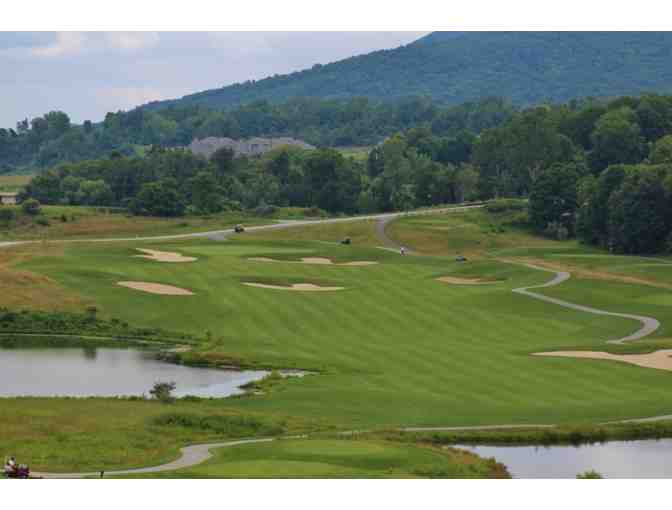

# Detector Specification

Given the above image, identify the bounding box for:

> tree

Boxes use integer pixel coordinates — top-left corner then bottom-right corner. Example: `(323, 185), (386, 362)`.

(528, 163), (580, 234)
(149, 381), (177, 403)
(607, 167), (669, 253)
(649, 134), (672, 164)
(21, 198), (41, 216)
(211, 147), (235, 179)
(304, 149), (361, 213)
(186, 171), (224, 214)
(130, 179), (184, 217)
(589, 107), (644, 172)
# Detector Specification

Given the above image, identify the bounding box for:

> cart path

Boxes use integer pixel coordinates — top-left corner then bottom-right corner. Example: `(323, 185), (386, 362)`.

(512, 262), (660, 344)
(0, 204), (484, 249)
(33, 438), (277, 479)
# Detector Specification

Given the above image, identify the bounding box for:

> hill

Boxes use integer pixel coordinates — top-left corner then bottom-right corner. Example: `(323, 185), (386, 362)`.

(143, 32), (672, 111)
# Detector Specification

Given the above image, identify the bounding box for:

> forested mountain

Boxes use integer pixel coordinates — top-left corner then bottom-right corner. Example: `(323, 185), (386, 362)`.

(143, 32), (672, 111)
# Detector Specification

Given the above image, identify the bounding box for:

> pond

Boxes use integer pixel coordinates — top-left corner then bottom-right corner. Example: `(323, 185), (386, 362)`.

(0, 346), (268, 398)
(458, 439), (672, 478)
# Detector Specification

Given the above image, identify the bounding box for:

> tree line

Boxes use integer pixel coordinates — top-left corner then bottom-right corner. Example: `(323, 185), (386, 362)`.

(17, 92), (672, 254)
(0, 96), (514, 172)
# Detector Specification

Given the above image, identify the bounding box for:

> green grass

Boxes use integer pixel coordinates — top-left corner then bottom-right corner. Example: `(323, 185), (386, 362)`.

(0, 205), (273, 241)
(0, 174), (32, 192)
(0, 398), (319, 472)
(13, 236), (672, 429)
(5, 208), (672, 475)
(120, 439), (507, 478)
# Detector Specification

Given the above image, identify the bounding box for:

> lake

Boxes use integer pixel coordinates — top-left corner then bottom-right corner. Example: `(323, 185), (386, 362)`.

(458, 439), (672, 478)
(0, 346), (267, 398)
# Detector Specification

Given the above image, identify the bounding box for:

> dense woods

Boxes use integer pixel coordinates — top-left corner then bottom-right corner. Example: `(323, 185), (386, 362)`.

(0, 97), (514, 172)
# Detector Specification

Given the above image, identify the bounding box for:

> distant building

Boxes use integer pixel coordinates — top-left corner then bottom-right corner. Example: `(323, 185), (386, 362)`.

(188, 137), (315, 159)
(0, 192), (18, 206)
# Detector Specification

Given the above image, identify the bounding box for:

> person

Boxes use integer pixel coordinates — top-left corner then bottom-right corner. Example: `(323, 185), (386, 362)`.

(400, 246), (406, 256)
(4, 456), (16, 475)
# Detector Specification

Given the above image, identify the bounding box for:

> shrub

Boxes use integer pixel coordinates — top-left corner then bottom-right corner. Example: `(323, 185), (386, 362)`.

(60, 214), (68, 222)
(152, 412), (285, 437)
(0, 208), (15, 222)
(485, 198), (527, 214)
(149, 381), (177, 404)
(21, 198), (41, 216)
(576, 470), (603, 479)
(35, 216), (50, 226)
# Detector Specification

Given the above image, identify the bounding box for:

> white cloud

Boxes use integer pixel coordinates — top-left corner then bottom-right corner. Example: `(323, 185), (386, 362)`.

(31, 32), (87, 57)
(104, 32), (160, 51)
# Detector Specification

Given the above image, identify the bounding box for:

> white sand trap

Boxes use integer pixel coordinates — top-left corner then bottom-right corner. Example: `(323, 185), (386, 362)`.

(117, 281), (194, 295)
(249, 256), (377, 266)
(242, 282), (344, 292)
(436, 276), (498, 285)
(134, 249), (197, 263)
(534, 350), (672, 372)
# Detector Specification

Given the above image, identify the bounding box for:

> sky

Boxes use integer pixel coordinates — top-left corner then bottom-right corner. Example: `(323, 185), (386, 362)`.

(0, 31), (428, 128)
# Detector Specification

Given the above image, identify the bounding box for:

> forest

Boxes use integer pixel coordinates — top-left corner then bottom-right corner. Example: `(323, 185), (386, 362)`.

(0, 96), (514, 171)
(16, 93), (672, 254)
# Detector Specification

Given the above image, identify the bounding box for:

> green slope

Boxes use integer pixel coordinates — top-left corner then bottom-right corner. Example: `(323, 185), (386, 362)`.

(145, 32), (672, 111)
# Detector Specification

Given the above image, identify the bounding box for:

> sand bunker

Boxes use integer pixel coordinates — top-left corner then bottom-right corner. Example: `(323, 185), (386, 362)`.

(534, 349), (672, 372)
(134, 249), (197, 263)
(117, 281), (194, 295)
(249, 257), (377, 267)
(242, 282), (344, 292)
(436, 276), (498, 285)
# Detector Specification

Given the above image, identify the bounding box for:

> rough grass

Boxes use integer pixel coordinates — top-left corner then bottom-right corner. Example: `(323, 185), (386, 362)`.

(0, 174), (32, 192)
(0, 206), (271, 241)
(0, 398), (318, 472)
(386, 207), (562, 258)
(120, 439), (508, 478)
(247, 218), (382, 246)
(0, 243), (88, 311)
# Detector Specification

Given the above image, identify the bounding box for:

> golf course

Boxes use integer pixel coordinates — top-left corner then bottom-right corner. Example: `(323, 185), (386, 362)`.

(3, 203), (672, 477)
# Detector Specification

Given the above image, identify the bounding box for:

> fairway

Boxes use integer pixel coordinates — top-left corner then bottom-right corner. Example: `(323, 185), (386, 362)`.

(13, 229), (672, 428)
(5, 208), (672, 475)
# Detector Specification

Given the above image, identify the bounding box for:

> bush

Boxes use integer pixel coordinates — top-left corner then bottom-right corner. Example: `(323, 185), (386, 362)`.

(576, 470), (603, 479)
(21, 198), (41, 216)
(0, 208), (15, 222)
(35, 216), (50, 226)
(149, 381), (177, 404)
(485, 198), (527, 214)
(152, 412), (285, 437)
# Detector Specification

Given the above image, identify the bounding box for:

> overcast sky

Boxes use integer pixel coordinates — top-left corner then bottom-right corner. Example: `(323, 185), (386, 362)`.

(0, 31), (428, 128)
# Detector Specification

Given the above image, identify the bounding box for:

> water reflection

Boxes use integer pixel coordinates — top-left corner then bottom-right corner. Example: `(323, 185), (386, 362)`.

(0, 347), (267, 398)
(458, 439), (672, 478)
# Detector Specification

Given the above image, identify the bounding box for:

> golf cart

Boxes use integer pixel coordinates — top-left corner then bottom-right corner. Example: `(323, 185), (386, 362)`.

(234, 224), (245, 233)
(455, 255), (467, 262)
(340, 237), (351, 245)
(4, 457), (30, 479)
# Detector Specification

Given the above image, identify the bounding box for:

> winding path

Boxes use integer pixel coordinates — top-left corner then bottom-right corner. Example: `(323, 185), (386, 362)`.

(512, 263), (660, 344)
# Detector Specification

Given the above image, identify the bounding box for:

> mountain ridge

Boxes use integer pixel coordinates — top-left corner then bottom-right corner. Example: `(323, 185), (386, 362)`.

(142, 32), (672, 111)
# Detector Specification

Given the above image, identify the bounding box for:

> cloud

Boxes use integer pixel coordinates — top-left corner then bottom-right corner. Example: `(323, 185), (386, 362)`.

(0, 31), (429, 127)
(104, 32), (160, 51)
(31, 32), (87, 57)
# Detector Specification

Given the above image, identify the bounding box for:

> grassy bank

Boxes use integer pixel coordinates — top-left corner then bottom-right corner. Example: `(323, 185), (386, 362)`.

(119, 438), (508, 479)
